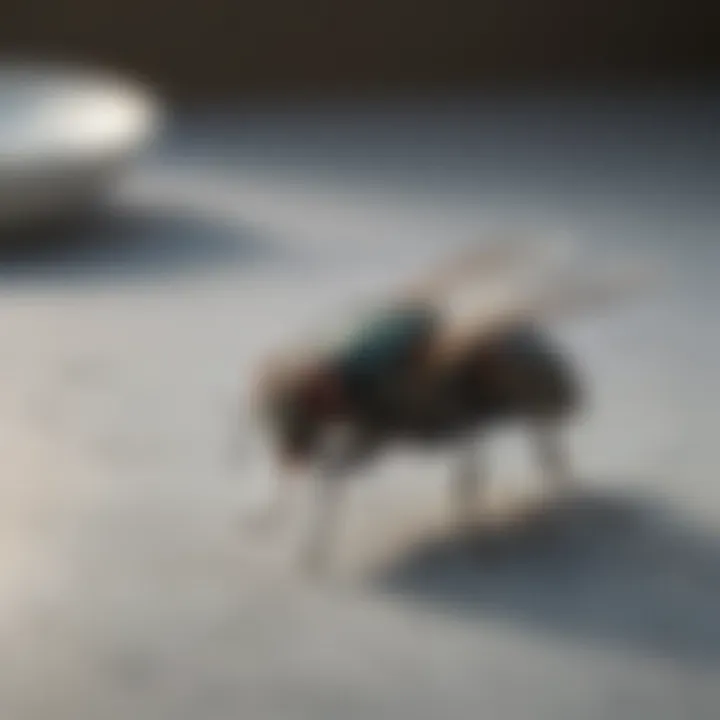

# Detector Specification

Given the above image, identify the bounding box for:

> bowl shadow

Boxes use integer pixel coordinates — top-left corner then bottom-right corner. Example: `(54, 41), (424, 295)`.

(0, 205), (290, 284)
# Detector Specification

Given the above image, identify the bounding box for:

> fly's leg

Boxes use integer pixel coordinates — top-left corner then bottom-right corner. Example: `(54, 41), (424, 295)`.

(533, 421), (574, 497)
(451, 438), (488, 531)
(301, 465), (347, 576)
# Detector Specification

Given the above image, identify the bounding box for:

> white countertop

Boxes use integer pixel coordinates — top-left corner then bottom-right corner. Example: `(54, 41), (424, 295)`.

(0, 93), (717, 719)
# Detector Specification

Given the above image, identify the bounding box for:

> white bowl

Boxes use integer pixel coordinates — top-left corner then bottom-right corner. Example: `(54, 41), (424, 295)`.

(0, 62), (161, 230)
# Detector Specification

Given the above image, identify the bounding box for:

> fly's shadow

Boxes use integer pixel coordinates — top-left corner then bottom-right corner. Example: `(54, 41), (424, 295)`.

(372, 488), (720, 665)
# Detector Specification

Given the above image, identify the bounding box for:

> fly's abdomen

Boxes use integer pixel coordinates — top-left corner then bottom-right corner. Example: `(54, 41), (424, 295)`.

(503, 326), (580, 419)
(466, 324), (581, 423)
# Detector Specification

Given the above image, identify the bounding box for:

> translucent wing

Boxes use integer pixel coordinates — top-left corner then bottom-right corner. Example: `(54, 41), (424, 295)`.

(281, 233), (571, 358)
(429, 249), (663, 368)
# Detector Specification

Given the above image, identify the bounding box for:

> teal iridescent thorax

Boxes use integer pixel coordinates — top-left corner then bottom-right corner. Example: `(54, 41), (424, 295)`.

(334, 303), (438, 379)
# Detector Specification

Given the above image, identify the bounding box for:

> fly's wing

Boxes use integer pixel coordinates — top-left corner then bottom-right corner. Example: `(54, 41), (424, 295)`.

(525, 258), (664, 326)
(398, 230), (575, 303)
(298, 232), (574, 354)
(427, 252), (663, 369)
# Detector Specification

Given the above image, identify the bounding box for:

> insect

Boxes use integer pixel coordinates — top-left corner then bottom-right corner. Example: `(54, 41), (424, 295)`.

(244, 239), (651, 572)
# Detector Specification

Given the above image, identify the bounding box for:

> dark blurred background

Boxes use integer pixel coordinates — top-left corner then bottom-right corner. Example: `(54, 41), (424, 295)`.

(3, 0), (719, 100)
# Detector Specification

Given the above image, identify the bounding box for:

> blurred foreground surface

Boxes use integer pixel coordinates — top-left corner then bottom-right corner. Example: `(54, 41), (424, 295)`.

(0, 92), (718, 719)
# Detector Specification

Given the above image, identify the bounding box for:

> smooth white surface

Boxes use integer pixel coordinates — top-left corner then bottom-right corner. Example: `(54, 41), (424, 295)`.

(0, 94), (717, 719)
